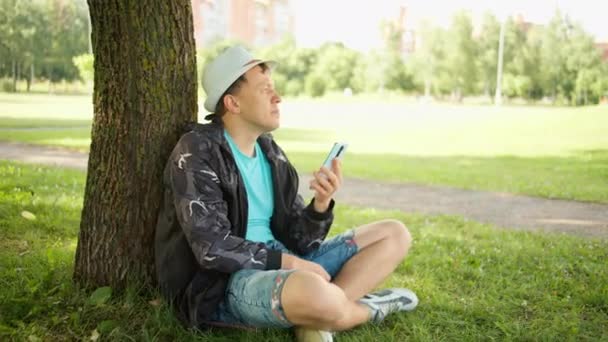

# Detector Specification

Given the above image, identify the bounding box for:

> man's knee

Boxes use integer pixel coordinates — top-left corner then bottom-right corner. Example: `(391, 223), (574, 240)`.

(383, 219), (412, 256)
(281, 271), (346, 325)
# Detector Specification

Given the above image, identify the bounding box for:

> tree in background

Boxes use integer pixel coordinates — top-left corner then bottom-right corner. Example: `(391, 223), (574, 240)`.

(351, 51), (386, 93)
(509, 23), (544, 100)
(282, 47), (317, 96)
(74, 0), (198, 289)
(5, 1), (606, 104)
(72, 53), (94, 85)
(305, 42), (361, 96)
(537, 10), (608, 104)
(476, 12), (500, 98)
(0, 0), (41, 91)
(565, 23), (605, 105)
(540, 11), (570, 103)
(379, 18), (414, 93)
(500, 16), (537, 99)
(409, 21), (447, 98)
(42, 0), (89, 85)
(443, 11), (478, 100)
(351, 18), (414, 95)
(0, 0), (89, 92)
(256, 36), (317, 97)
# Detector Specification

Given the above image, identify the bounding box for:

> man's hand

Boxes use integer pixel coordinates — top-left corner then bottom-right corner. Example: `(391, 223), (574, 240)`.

(309, 158), (342, 213)
(281, 253), (330, 281)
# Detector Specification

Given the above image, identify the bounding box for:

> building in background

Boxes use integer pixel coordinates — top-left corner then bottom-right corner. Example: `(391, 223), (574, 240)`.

(192, 0), (294, 48)
(595, 42), (608, 62)
(381, 4), (416, 58)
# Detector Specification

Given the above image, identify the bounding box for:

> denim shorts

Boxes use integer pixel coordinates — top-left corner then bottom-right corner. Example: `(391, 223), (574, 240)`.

(207, 230), (359, 328)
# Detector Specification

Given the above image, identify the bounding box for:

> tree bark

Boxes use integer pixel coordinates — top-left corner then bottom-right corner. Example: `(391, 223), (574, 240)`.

(74, 0), (198, 289)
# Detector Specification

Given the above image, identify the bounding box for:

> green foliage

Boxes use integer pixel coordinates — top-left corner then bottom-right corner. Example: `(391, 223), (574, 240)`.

(304, 71), (326, 97)
(0, 0), (90, 89)
(502, 73), (532, 98)
(4, 3), (607, 103)
(535, 10), (607, 104)
(444, 11), (478, 97)
(307, 43), (361, 94)
(409, 22), (448, 97)
(565, 24), (606, 105)
(255, 36), (318, 96)
(476, 12), (501, 96)
(352, 51), (384, 93)
(0, 161), (606, 340)
(383, 52), (414, 92)
(87, 287), (112, 306)
(1, 78), (15, 92)
(405, 10), (608, 104)
(72, 53), (93, 82)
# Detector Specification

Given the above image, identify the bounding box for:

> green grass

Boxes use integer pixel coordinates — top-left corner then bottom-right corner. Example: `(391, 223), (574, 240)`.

(1, 93), (608, 202)
(287, 149), (608, 203)
(0, 117), (91, 128)
(0, 128), (91, 151)
(1, 161), (607, 341)
(0, 93), (93, 120)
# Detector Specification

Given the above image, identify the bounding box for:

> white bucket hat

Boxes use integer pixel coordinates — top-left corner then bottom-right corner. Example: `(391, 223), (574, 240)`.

(202, 45), (276, 113)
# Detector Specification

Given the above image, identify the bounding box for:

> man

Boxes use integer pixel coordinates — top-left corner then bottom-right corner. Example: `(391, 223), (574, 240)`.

(155, 46), (418, 341)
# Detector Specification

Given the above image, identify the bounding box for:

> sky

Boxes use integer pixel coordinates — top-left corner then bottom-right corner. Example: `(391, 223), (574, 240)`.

(292, 0), (606, 51)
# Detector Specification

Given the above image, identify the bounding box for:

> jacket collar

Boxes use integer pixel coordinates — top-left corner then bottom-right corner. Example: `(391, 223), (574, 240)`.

(186, 121), (286, 163)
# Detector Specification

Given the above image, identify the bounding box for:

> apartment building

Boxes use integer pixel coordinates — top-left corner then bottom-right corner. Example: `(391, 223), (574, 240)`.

(192, 0), (294, 48)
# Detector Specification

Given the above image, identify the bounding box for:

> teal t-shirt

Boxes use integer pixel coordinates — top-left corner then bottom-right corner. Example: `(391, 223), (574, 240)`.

(224, 131), (275, 243)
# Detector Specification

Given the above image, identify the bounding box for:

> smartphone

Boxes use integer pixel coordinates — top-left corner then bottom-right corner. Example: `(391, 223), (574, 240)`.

(322, 142), (348, 169)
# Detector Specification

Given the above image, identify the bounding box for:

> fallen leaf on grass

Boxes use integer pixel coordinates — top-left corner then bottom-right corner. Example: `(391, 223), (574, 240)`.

(149, 298), (162, 307)
(90, 329), (100, 341)
(97, 320), (118, 334)
(87, 286), (112, 306)
(21, 211), (36, 220)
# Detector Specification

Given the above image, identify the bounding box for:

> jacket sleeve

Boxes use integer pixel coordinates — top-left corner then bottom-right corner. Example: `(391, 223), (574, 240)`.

(169, 133), (282, 273)
(271, 139), (335, 254)
(283, 194), (335, 255)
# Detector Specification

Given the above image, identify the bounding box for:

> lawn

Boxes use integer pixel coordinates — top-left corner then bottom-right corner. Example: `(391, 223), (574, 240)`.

(0, 161), (606, 341)
(1, 93), (607, 203)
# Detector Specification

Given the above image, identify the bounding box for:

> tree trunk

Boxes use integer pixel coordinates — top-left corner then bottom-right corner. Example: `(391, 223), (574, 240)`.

(26, 63), (33, 92)
(74, 0), (198, 289)
(584, 88), (588, 105)
(424, 78), (431, 98)
(12, 60), (17, 92)
(16, 61), (21, 92)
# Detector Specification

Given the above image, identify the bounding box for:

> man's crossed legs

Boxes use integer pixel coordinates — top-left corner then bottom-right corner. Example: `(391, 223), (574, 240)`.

(208, 219), (417, 332)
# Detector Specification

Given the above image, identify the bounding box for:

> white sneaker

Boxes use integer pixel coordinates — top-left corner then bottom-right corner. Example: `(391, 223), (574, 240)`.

(294, 327), (334, 342)
(358, 288), (418, 323)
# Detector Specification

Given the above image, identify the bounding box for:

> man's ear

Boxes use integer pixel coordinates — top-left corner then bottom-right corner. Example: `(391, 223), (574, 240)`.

(223, 94), (240, 114)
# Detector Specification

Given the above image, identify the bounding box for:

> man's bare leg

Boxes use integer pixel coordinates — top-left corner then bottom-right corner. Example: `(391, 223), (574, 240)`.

(281, 270), (371, 331)
(283, 219), (412, 332)
(332, 219), (412, 301)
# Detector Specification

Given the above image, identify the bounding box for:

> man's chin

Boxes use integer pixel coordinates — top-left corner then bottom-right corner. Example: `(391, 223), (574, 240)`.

(267, 116), (281, 131)
(266, 122), (280, 132)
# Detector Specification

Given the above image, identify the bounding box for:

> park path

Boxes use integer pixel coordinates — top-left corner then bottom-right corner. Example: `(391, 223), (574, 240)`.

(1, 141), (607, 239)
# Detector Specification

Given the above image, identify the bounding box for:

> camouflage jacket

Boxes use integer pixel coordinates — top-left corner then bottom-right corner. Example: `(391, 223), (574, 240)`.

(154, 122), (334, 328)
